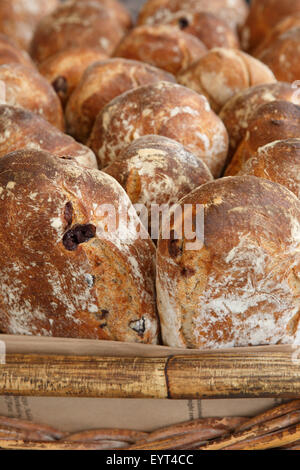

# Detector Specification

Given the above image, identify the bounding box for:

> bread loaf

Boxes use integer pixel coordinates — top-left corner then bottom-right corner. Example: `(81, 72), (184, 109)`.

(237, 139), (300, 199)
(256, 27), (300, 83)
(0, 105), (97, 169)
(219, 82), (300, 162)
(138, 0), (249, 32)
(87, 81), (229, 177)
(114, 25), (207, 75)
(0, 0), (59, 50)
(0, 33), (34, 68)
(157, 176), (300, 348)
(38, 48), (108, 108)
(225, 101), (300, 176)
(103, 135), (213, 232)
(241, 0), (300, 52)
(66, 58), (176, 144)
(137, 11), (239, 50)
(82, 0), (132, 32)
(0, 149), (158, 343)
(177, 48), (276, 113)
(30, 1), (126, 64)
(0, 63), (64, 131)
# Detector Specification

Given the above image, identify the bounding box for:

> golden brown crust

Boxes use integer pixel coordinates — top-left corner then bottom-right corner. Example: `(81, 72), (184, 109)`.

(81, 0), (132, 31)
(241, 0), (300, 52)
(256, 27), (300, 83)
(253, 14), (300, 57)
(177, 48), (276, 113)
(103, 135), (213, 213)
(0, 0), (59, 50)
(0, 149), (158, 343)
(0, 105), (97, 169)
(0, 33), (34, 67)
(87, 81), (229, 177)
(30, 1), (126, 64)
(114, 25), (207, 75)
(157, 175), (300, 348)
(237, 139), (300, 199)
(65, 58), (176, 144)
(38, 47), (108, 108)
(138, 0), (249, 32)
(225, 101), (300, 176)
(0, 63), (64, 131)
(219, 82), (300, 163)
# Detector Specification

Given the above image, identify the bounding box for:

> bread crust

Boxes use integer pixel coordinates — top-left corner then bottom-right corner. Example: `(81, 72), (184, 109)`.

(38, 47), (108, 108)
(30, 1), (126, 63)
(241, 0), (300, 52)
(256, 27), (300, 83)
(87, 81), (229, 177)
(138, 0), (249, 32)
(0, 105), (97, 169)
(178, 48), (276, 113)
(0, 33), (34, 68)
(0, 0), (58, 50)
(157, 176), (300, 348)
(219, 82), (300, 163)
(225, 101), (300, 176)
(0, 63), (65, 131)
(114, 25), (207, 75)
(65, 58), (176, 144)
(0, 149), (158, 343)
(237, 139), (300, 199)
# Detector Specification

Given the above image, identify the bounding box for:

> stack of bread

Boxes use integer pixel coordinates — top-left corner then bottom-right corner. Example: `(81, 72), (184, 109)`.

(0, 0), (298, 350)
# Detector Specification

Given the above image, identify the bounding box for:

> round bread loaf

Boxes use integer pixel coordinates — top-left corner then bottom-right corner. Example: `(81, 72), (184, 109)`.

(103, 135), (213, 234)
(237, 139), (300, 199)
(81, 0), (132, 32)
(0, 105), (97, 169)
(66, 58), (176, 144)
(241, 0), (300, 52)
(0, 149), (158, 342)
(177, 48), (276, 113)
(0, 0), (59, 50)
(256, 28), (300, 83)
(157, 11), (240, 50)
(114, 25), (207, 75)
(0, 33), (34, 67)
(30, 1), (126, 64)
(138, 0), (249, 32)
(0, 63), (64, 130)
(157, 175), (300, 349)
(253, 14), (300, 58)
(38, 47), (108, 108)
(87, 81), (229, 177)
(225, 101), (300, 176)
(219, 82), (300, 162)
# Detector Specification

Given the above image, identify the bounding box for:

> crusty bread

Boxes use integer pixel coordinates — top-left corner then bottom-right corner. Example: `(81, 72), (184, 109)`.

(30, 1), (126, 63)
(103, 135), (213, 232)
(83, 0), (132, 32)
(87, 81), (229, 177)
(0, 0), (58, 50)
(225, 101), (300, 176)
(253, 14), (300, 58)
(138, 0), (249, 32)
(256, 27), (300, 83)
(157, 175), (300, 348)
(38, 47), (108, 108)
(0, 105), (97, 169)
(177, 48), (276, 113)
(0, 149), (158, 343)
(219, 82), (300, 163)
(237, 139), (300, 199)
(0, 33), (34, 68)
(65, 58), (176, 144)
(0, 63), (64, 131)
(137, 10), (239, 50)
(114, 25), (207, 75)
(241, 0), (300, 52)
